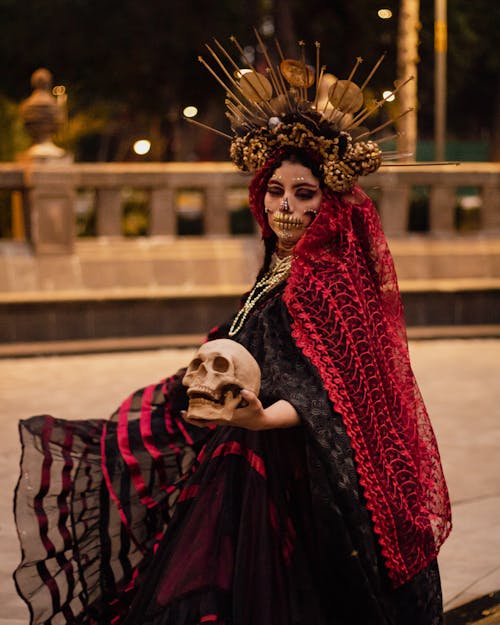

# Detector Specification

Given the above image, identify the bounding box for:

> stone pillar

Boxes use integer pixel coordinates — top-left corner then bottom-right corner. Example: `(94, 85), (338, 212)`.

(481, 184), (500, 232)
(150, 187), (176, 235)
(204, 179), (228, 235)
(95, 189), (122, 236)
(23, 166), (76, 254)
(429, 184), (456, 234)
(378, 174), (410, 236)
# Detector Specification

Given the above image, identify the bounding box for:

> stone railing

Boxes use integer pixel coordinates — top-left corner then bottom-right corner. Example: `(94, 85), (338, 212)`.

(0, 161), (499, 253)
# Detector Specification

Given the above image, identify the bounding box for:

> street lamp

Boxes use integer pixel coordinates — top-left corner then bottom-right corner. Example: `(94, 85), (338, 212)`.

(434, 0), (447, 160)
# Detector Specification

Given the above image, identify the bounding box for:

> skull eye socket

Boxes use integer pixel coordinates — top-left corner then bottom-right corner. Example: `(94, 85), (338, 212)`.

(189, 358), (203, 371)
(213, 356), (230, 373)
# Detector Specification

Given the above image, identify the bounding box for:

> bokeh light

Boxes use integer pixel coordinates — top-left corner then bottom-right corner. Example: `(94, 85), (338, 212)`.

(183, 106), (198, 118)
(383, 90), (396, 102)
(133, 139), (151, 155)
(378, 9), (393, 19)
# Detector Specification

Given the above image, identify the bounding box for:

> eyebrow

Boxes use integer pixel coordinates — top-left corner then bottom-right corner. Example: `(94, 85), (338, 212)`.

(267, 180), (319, 189)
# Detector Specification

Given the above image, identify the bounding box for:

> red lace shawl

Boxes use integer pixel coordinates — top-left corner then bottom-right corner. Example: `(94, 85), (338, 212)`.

(249, 157), (452, 587)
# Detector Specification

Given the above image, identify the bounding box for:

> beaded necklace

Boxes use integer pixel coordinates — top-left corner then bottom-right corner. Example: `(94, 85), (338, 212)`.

(228, 254), (293, 337)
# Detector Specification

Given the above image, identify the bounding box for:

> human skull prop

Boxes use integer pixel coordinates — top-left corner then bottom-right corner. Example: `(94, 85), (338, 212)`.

(182, 339), (261, 422)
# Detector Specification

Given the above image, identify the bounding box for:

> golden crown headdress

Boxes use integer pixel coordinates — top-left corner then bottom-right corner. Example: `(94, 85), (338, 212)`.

(187, 29), (414, 192)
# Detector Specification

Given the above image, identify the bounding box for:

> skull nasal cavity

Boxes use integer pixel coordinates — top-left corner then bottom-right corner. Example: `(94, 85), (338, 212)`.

(213, 356), (230, 372)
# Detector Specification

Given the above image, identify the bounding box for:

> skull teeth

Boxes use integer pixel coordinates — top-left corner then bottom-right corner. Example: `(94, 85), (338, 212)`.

(187, 387), (221, 403)
(188, 396), (221, 407)
(273, 212), (303, 229)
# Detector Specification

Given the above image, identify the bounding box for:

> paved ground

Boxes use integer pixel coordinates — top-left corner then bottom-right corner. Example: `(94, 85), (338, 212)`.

(0, 339), (499, 624)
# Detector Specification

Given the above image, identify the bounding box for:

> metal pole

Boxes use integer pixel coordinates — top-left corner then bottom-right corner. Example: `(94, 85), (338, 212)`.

(434, 0), (447, 160)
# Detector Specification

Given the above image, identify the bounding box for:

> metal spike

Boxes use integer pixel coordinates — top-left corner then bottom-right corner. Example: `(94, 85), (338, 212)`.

(356, 108), (414, 140)
(380, 161), (460, 167)
(184, 117), (232, 140)
(253, 27), (284, 97)
(360, 52), (386, 91)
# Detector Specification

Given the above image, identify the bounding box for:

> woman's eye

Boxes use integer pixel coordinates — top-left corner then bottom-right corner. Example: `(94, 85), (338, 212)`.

(296, 191), (315, 200)
(266, 187), (283, 196)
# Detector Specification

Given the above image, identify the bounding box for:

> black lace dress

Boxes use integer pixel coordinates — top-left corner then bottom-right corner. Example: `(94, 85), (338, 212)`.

(14, 283), (443, 625)
(121, 283), (443, 625)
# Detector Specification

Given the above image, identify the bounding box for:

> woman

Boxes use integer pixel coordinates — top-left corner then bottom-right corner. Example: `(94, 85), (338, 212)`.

(14, 39), (451, 625)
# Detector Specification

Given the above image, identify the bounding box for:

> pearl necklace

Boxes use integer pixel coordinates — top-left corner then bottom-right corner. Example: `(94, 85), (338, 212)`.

(228, 254), (293, 337)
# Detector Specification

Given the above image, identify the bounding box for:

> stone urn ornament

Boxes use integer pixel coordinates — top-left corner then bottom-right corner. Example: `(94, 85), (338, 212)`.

(182, 339), (261, 422)
(19, 68), (68, 161)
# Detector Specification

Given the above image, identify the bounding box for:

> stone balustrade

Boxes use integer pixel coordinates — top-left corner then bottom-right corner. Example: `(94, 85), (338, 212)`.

(0, 161), (499, 344)
(0, 162), (498, 253)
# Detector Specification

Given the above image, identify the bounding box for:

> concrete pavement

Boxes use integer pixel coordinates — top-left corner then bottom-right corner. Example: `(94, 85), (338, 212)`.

(0, 339), (499, 624)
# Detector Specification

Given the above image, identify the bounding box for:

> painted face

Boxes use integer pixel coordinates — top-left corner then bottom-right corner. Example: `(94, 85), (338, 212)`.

(264, 160), (322, 251)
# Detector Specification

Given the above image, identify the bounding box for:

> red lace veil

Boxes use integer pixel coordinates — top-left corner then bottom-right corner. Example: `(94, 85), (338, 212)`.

(249, 152), (451, 587)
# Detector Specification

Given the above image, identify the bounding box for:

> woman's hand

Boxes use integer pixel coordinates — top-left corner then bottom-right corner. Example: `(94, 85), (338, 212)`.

(182, 390), (300, 431)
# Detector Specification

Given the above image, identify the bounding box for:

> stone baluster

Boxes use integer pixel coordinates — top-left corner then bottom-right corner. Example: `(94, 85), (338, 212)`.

(481, 181), (500, 232)
(95, 189), (122, 236)
(150, 188), (176, 235)
(204, 178), (228, 235)
(429, 183), (456, 234)
(378, 172), (410, 236)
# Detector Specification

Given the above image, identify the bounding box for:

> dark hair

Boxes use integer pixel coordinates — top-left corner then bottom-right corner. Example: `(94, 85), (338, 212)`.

(269, 147), (323, 184)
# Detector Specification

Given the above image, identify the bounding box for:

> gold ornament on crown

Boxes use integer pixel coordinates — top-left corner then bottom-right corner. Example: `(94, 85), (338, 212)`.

(186, 29), (416, 192)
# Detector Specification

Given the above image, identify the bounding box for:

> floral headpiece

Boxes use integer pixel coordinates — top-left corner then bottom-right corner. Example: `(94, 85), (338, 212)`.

(188, 30), (414, 192)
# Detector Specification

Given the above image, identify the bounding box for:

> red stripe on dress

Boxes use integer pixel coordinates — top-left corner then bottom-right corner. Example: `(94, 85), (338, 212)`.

(36, 561), (61, 614)
(164, 374), (195, 445)
(177, 484), (200, 502)
(34, 418), (61, 610)
(117, 394), (157, 508)
(35, 418), (56, 555)
(100, 421), (145, 553)
(268, 500), (296, 565)
(176, 417), (194, 445)
(74, 445), (92, 533)
(211, 441), (267, 478)
(58, 425), (74, 548)
(139, 383), (170, 488)
(164, 409), (182, 454)
(56, 425), (76, 602)
(61, 603), (75, 621)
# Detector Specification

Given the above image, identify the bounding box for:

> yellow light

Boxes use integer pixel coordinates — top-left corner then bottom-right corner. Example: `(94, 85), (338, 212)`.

(52, 85), (66, 96)
(378, 8), (393, 19)
(133, 140), (151, 155)
(383, 90), (396, 102)
(183, 106), (198, 118)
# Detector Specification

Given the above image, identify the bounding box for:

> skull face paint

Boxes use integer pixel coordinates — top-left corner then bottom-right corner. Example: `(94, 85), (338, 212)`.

(264, 160), (322, 250)
(182, 339), (261, 422)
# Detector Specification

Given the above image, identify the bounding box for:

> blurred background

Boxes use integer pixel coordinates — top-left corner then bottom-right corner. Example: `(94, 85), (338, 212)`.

(0, 0), (498, 164)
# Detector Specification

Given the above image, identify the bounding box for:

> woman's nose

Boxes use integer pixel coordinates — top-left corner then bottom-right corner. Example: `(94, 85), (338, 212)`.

(280, 197), (291, 212)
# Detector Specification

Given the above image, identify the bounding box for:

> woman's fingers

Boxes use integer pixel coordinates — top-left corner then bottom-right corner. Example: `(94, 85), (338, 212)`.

(239, 389), (260, 407)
